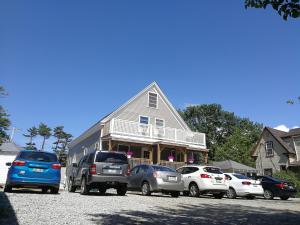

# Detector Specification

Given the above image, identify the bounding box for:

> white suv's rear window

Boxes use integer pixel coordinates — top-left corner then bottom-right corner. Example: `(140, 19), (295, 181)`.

(203, 167), (222, 174)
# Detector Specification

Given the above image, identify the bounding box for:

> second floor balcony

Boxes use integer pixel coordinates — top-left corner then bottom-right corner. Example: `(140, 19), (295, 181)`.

(102, 118), (206, 148)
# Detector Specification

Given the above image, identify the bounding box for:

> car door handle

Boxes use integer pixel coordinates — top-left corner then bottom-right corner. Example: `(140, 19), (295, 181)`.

(188, 176), (191, 178)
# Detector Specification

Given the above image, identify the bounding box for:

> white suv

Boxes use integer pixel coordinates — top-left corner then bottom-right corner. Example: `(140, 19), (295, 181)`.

(176, 165), (229, 198)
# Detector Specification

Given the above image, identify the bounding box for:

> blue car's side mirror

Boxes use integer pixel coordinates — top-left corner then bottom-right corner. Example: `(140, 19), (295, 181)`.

(6, 162), (12, 166)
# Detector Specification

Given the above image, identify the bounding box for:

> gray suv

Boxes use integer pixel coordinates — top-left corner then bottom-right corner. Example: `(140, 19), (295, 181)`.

(67, 150), (129, 195)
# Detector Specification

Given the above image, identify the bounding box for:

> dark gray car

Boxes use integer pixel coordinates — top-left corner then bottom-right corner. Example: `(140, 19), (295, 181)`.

(128, 164), (184, 197)
(67, 150), (129, 195)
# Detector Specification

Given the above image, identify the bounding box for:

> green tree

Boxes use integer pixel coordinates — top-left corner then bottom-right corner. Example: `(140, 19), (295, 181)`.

(179, 104), (263, 164)
(23, 126), (38, 150)
(0, 86), (10, 145)
(287, 96), (300, 104)
(52, 126), (65, 153)
(179, 104), (238, 159)
(38, 123), (52, 151)
(245, 0), (300, 20)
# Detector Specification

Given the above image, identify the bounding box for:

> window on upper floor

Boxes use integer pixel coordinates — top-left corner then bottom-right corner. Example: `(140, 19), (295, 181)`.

(155, 118), (164, 127)
(265, 141), (274, 157)
(148, 92), (158, 108)
(139, 116), (149, 125)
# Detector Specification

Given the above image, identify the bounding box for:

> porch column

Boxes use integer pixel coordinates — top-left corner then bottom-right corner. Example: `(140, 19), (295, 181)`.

(108, 139), (112, 151)
(149, 145), (153, 164)
(204, 152), (208, 165)
(184, 149), (187, 164)
(157, 144), (161, 165)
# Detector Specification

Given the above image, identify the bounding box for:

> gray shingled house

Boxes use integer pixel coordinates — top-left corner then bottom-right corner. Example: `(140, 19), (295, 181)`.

(68, 82), (208, 170)
(252, 127), (300, 176)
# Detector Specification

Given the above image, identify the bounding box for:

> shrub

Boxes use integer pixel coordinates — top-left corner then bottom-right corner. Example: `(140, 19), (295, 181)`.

(273, 171), (300, 197)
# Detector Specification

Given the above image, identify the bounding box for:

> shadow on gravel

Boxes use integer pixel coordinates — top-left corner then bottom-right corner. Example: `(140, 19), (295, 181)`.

(6, 189), (60, 195)
(0, 192), (19, 225)
(88, 203), (300, 225)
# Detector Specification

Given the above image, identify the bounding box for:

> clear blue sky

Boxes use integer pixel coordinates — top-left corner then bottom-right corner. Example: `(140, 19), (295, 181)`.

(1, 1), (299, 150)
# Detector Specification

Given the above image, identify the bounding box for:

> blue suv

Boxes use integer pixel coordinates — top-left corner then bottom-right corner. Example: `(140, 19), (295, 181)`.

(4, 150), (61, 194)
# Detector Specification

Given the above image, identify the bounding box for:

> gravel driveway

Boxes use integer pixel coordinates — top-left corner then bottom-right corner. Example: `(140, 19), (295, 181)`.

(1, 189), (300, 225)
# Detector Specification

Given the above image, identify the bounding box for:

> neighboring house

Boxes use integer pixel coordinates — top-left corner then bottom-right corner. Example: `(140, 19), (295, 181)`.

(212, 160), (258, 177)
(252, 127), (300, 176)
(0, 142), (22, 184)
(68, 82), (208, 169)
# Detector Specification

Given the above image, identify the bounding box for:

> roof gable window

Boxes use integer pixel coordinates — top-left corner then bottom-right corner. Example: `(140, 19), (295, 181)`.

(265, 141), (274, 157)
(148, 92), (158, 108)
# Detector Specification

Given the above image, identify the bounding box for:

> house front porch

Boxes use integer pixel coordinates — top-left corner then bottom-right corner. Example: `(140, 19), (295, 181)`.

(101, 138), (208, 169)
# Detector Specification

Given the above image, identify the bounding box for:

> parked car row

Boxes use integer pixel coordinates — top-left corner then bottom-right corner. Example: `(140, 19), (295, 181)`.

(3, 150), (298, 201)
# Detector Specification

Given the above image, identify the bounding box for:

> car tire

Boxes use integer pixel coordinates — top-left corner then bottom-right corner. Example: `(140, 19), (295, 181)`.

(263, 189), (274, 200)
(68, 177), (76, 193)
(227, 188), (237, 199)
(42, 187), (49, 193)
(189, 183), (200, 197)
(280, 196), (289, 200)
(170, 191), (180, 198)
(213, 193), (224, 199)
(99, 187), (107, 195)
(50, 187), (59, 194)
(117, 186), (127, 196)
(80, 177), (90, 195)
(141, 182), (151, 196)
(4, 185), (12, 193)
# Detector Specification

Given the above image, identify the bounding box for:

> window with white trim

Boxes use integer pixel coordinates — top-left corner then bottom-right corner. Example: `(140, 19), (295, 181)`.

(139, 116), (149, 125)
(148, 92), (158, 108)
(155, 118), (164, 127)
(265, 141), (274, 157)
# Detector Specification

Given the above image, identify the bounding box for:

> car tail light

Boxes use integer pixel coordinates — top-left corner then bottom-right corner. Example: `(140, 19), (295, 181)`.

(12, 160), (26, 166)
(200, 174), (211, 179)
(153, 171), (161, 178)
(89, 164), (97, 175)
(275, 183), (284, 189)
(242, 181), (252, 185)
(51, 164), (61, 169)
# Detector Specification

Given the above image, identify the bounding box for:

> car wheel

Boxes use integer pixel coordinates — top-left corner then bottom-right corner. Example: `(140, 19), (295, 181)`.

(189, 183), (200, 197)
(117, 186), (127, 196)
(68, 177), (76, 192)
(80, 177), (90, 195)
(42, 187), (49, 194)
(280, 196), (289, 200)
(141, 182), (151, 196)
(227, 188), (237, 199)
(50, 187), (59, 194)
(4, 185), (12, 193)
(263, 189), (274, 200)
(170, 191), (180, 198)
(99, 187), (107, 195)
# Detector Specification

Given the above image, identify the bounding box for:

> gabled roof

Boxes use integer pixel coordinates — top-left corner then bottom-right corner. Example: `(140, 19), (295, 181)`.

(252, 127), (296, 156)
(69, 81), (191, 148)
(281, 128), (300, 138)
(100, 81), (190, 130)
(0, 142), (22, 155)
(212, 160), (258, 172)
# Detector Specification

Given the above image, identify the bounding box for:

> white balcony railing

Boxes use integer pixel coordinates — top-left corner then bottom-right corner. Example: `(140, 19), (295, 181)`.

(103, 118), (206, 147)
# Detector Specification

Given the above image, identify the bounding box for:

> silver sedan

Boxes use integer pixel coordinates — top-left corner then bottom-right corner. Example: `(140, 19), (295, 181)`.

(128, 164), (184, 197)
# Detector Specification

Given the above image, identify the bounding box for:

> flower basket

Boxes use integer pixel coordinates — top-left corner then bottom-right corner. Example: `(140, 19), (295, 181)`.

(188, 158), (194, 164)
(168, 155), (174, 162)
(127, 151), (133, 159)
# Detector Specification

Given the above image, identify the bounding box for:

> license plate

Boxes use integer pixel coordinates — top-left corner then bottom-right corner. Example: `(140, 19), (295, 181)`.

(216, 179), (222, 183)
(168, 176), (177, 181)
(104, 169), (120, 174)
(253, 185), (257, 187)
(33, 168), (44, 172)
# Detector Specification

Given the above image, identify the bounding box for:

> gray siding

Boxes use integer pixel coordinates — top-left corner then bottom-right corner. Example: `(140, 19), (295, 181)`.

(255, 131), (289, 175)
(113, 86), (186, 130)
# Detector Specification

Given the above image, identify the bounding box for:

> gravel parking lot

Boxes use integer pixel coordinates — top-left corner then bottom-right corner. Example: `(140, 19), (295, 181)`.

(1, 189), (300, 225)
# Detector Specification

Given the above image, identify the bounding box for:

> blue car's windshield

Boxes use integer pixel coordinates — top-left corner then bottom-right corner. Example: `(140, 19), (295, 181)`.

(18, 152), (58, 162)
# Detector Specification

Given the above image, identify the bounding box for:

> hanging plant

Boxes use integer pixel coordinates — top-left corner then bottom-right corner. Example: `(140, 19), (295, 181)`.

(127, 150), (133, 159)
(168, 154), (174, 162)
